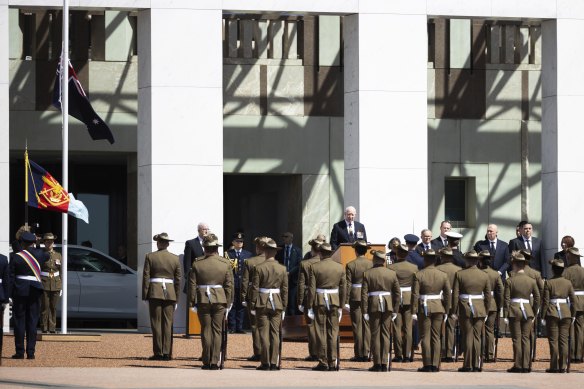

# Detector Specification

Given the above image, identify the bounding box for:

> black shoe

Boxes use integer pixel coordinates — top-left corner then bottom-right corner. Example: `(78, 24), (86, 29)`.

(235, 330), (246, 334)
(312, 364), (329, 371)
(558, 368), (566, 373)
(256, 364), (271, 370)
(507, 367), (523, 373)
(27, 354), (35, 360)
(42, 330), (48, 334)
(484, 358), (494, 363)
(349, 356), (361, 362)
(418, 365), (433, 372)
(431, 366), (439, 372)
(305, 355), (318, 361)
(49, 330), (56, 334)
(368, 364), (382, 372)
(546, 368), (559, 373)
(11, 354), (24, 359)
(328, 365), (338, 371)
(201, 364), (211, 370)
(442, 357), (454, 363)
(458, 367), (472, 372)
(380, 365), (388, 372)
(270, 364), (280, 370)
(392, 356), (403, 362)
(472, 367), (482, 372)
(522, 368), (531, 373)
(148, 355), (163, 361)
(402, 357), (412, 363)
(210, 364), (219, 370)
(162, 354), (172, 361)
(247, 354), (261, 361)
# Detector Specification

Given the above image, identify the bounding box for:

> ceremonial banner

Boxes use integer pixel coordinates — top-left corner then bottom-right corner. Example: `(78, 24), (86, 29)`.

(26, 151), (89, 223)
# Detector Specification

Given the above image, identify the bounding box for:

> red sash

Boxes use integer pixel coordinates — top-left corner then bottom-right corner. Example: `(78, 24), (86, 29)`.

(16, 250), (42, 282)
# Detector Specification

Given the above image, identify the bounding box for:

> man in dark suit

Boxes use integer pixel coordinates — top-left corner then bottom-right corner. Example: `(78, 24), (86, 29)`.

(183, 222), (209, 276)
(10, 231), (48, 359)
(473, 224), (511, 279)
(508, 222), (546, 278)
(330, 206), (367, 250)
(227, 232), (253, 333)
(276, 232), (302, 315)
(431, 220), (451, 249)
(417, 229), (442, 254)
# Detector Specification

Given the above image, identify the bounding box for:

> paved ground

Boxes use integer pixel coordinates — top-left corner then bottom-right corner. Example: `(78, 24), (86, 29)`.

(0, 332), (582, 388)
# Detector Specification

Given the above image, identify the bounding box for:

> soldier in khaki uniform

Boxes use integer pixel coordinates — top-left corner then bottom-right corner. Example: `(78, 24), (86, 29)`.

(504, 251), (541, 373)
(388, 244), (418, 362)
(142, 233), (182, 361)
(436, 247), (462, 362)
(452, 251), (491, 372)
(306, 243), (346, 371)
(542, 259), (576, 373)
(362, 250), (400, 372)
(249, 239), (288, 370)
(562, 247), (584, 362)
(478, 250), (504, 362)
(40, 233), (62, 334)
(345, 239), (373, 362)
(189, 234), (234, 370)
(297, 237), (324, 361)
(411, 249), (451, 372)
(241, 236), (269, 362)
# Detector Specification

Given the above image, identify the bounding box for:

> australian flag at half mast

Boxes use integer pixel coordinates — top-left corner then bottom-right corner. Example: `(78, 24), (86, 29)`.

(52, 60), (115, 144)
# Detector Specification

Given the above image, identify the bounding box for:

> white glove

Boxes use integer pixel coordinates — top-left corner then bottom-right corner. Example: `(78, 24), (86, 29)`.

(412, 314), (418, 321)
(391, 313), (398, 321)
(338, 308), (343, 323)
(191, 306), (198, 313)
(59, 290), (63, 297)
(298, 305), (304, 313)
(174, 304), (178, 311)
(450, 314), (458, 321)
(573, 317), (576, 324)
(541, 319), (546, 326)
(250, 310), (256, 316)
(344, 304), (350, 310)
(363, 313), (370, 321)
(498, 271), (502, 276)
(503, 318), (509, 325)
(282, 311), (286, 320)
(484, 316), (488, 322)
(242, 301), (247, 307)
(444, 314), (448, 323)
(308, 308), (315, 320)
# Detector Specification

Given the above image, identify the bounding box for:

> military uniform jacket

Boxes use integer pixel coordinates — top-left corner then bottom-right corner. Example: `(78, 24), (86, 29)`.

(41, 250), (62, 291)
(361, 266), (400, 314)
(297, 256), (320, 307)
(249, 259), (288, 311)
(542, 276), (576, 319)
(452, 266), (492, 318)
(388, 260), (418, 306)
(436, 262), (461, 313)
(563, 264), (584, 311)
(142, 249), (182, 302)
(483, 267), (504, 312)
(0, 254), (11, 303)
(504, 272), (540, 319)
(345, 256), (373, 304)
(306, 257), (346, 310)
(10, 248), (48, 297)
(241, 254), (264, 303)
(411, 265), (451, 314)
(189, 254), (233, 306)
(509, 265), (544, 306)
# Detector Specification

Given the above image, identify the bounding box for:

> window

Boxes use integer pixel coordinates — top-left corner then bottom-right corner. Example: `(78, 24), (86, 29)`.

(444, 177), (476, 228)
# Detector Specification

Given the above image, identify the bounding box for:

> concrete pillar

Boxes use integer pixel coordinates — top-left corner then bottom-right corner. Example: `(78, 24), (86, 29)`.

(542, 18), (584, 261)
(137, 5), (223, 334)
(343, 11), (428, 243)
(1, 3), (9, 333)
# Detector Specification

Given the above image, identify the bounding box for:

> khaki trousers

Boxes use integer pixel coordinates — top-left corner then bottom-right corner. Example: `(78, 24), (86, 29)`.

(460, 316), (484, 369)
(442, 315), (456, 358)
(419, 312), (443, 367)
(198, 304), (226, 365)
(314, 305), (340, 367)
(247, 305), (261, 356)
(370, 311), (391, 365)
(547, 316), (571, 371)
(41, 290), (60, 332)
(350, 300), (370, 358)
(304, 310), (318, 358)
(393, 305), (412, 359)
(148, 299), (175, 356)
(510, 317), (533, 369)
(257, 308), (282, 365)
(571, 311), (584, 360)
(484, 311), (497, 359)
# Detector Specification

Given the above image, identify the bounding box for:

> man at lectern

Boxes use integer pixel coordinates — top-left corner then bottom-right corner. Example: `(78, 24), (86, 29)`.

(330, 206), (367, 251)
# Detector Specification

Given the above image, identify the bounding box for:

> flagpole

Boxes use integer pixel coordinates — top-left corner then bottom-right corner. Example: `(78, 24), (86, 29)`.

(24, 146), (29, 228)
(61, 0), (69, 335)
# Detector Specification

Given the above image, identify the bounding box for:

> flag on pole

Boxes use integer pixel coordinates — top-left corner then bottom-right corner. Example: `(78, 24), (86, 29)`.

(52, 59), (115, 144)
(25, 151), (89, 223)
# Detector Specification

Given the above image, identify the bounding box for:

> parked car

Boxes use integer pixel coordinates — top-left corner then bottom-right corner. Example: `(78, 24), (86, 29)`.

(53, 244), (137, 320)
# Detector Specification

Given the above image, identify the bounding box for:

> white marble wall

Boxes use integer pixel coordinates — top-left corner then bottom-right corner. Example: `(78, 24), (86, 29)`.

(542, 17), (584, 258)
(344, 12), (428, 245)
(137, 6), (223, 334)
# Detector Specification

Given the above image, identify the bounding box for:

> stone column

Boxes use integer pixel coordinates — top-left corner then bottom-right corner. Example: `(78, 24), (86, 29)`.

(343, 10), (428, 243)
(137, 5), (223, 334)
(542, 16), (584, 259)
(1, 3), (9, 334)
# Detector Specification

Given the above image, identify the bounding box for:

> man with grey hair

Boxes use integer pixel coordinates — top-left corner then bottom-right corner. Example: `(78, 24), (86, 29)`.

(473, 224), (511, 279)
(184, 223), (210, 275)
(330, 206), (367, 251)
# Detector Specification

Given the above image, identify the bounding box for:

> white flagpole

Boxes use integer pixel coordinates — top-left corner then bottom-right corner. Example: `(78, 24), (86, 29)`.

(61, 0), (69, 334)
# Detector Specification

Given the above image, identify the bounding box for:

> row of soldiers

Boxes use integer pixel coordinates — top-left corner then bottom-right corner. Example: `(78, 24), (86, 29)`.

(142, 231), (584, 373)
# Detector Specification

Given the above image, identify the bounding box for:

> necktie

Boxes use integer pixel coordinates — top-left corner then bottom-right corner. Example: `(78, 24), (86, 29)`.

(425, 245), (429, 251)
(286, 246), (291, 271)
(526, 240), (532, 251)
(490, 241), (495, 255)
(348, 224), (354, 241)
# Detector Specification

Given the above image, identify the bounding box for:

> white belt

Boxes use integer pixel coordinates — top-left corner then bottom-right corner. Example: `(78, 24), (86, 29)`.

(460, 294), (484, 316)
(317, 288), (339, 311)
(260, 288), (281, 310)
(490, 291), (494, 296)
(551, 298), (569, 319)
(369, 291), (391, 312)
(420, 292), (443, 316)
(41, 271), (60, 277)
(511, 298), (531, 320)
(574, 291), (584, 296)
(352, 283), (362, 288)
(198, 284), (223, 303)
(17, 275), (38, 281)
(150, 278), (173, 291)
